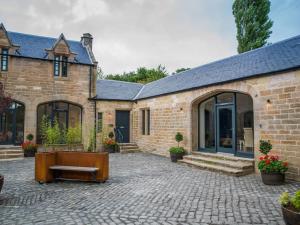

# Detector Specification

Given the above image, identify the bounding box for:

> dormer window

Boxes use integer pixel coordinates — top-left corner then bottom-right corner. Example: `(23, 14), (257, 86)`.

(54, 55), (68, 77)
(1, 48), (8, 71)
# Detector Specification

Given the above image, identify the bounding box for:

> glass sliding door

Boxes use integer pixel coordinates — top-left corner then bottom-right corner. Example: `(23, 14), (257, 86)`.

(217, 105), (234, 154)
(198, 92), (254, 158)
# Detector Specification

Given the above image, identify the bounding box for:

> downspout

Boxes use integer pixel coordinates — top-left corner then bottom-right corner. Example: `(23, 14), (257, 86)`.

(89, 66), (92, 98)
(94, 100), (97, 150)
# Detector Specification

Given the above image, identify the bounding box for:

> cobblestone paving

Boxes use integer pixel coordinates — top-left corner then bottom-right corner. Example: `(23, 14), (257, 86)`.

(0, 153), (299, 225)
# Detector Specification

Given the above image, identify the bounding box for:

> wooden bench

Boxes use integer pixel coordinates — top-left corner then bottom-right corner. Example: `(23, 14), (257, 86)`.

(35, 151), (109, 183)
(49, 165), (99, 182)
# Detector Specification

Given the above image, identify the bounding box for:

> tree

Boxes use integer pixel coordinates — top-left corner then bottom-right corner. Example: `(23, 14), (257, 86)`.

(173, 68), (190, 74)
(232, 0), (273, 53)
(105, 65), (168, 84)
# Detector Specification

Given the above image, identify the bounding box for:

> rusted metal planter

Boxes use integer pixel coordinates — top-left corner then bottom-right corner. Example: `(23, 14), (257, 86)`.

(261, 171), (285, 185)
(282, 206), (300, 225)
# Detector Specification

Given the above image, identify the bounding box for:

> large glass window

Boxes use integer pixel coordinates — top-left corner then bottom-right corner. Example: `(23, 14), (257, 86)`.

(236, 93), (254, 153)
(54, 55), (68, 77)
(37, 101), (81, 143)
(198, 92), (254, 157)
(199, 98), (215, 149)
(1, 48), (8, 71)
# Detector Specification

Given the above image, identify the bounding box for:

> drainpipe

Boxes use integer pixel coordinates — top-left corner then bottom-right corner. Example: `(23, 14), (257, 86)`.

(94, 100), (97, 150)
(89, 66), (92, 98)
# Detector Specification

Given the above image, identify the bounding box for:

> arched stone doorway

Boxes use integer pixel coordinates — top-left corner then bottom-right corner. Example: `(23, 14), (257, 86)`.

(0, 101), (25, 145)
(195, 92), (254, 158)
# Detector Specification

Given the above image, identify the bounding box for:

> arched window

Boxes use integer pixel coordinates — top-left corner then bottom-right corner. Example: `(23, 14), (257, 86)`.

(0, 101), (25, 145)
(198, 92), (253, 157)
(37, 101), (82, 143)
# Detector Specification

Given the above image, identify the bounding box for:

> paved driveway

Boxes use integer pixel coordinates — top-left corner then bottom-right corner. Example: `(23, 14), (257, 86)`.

(0, 153), (299, 225)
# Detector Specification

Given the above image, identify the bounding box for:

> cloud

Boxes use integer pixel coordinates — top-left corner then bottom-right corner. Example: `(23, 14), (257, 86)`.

(0, 0), (299, 74)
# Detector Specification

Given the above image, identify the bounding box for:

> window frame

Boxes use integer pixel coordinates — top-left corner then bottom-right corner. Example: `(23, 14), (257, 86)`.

(141, 109), (150, 135)
(97, 112), (103, 133)
(53, 55), (68, 77)
(1, 48), (9, 71)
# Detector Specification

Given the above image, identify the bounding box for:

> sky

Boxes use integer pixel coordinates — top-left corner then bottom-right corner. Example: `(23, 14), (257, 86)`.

(0, 0), (299, 75)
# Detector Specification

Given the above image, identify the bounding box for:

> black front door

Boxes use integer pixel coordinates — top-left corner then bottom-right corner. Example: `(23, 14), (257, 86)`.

(115, 110), (130, 143)
(217, 105), (234, 154)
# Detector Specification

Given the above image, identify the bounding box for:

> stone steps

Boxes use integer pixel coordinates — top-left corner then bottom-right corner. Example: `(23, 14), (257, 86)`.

(0, 146), (24, 160)
(118, 143), (140, 153)
(178, 151), (254, 177)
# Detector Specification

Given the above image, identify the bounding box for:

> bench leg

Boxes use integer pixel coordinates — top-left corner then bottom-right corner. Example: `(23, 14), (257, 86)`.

(91, 171), (97, 182)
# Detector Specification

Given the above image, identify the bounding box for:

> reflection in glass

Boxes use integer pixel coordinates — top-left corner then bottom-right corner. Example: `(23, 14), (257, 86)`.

(199, 98), (215, 149)
(218, 107), (232, 149)
(236, 93), (253, 153)
(217, 93), (234, 104)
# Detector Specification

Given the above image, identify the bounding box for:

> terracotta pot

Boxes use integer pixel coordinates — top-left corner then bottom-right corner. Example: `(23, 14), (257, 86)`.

(0, 175), (3, 193)
(261, 171), (285, 185)
(282, 206), (300, 225)
(170, 152), (184, 163)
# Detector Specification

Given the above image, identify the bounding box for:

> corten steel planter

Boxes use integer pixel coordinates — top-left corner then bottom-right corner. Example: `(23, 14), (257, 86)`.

(0, 175), (3, 193)
(24, 149), (37, 157)
(261, 171), (285, 185)
(282, 206), (300, 225)
(170, 152), (184, 163)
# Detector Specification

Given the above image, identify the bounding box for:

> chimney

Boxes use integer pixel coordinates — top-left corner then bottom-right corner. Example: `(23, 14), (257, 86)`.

(81, 33), (93, 50)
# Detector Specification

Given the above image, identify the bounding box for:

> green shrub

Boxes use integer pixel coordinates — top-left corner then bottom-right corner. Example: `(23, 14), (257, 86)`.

(175, 132), (183, 147)
(291, 190), (300, 211)
(66, 125), (81, 145)
(259, 140), (272, 155)
(279, 190), (300, 212)
(87, 128), (96, 152)
(26, 133), (34, 141)
(169, 147), (185, 154)
(40, 116), (63, 146)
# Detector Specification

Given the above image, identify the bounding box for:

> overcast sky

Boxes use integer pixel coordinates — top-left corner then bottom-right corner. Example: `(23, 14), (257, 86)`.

(0, 0), (299, 74)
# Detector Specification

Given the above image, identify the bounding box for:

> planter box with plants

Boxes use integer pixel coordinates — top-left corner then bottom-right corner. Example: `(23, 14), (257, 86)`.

(169, 132), (185, 162)
(258, 140), (288, 185)
(279, 190), (300, 225)
(22, 134), (38, 157)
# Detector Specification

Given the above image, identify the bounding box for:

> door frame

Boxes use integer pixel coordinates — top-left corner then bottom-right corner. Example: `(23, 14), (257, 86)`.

(216, 104), (235, 154)
(115, 110), (131, 143)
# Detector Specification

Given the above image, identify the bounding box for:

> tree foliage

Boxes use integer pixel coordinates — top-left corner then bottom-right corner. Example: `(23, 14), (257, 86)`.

(173, 68), (190, 74)
(105, 65), (168, 84)
(232, 0), (273, 53)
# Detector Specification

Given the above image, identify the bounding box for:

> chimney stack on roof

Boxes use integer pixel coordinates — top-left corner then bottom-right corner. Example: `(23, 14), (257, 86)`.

(81, 33), (93, 50)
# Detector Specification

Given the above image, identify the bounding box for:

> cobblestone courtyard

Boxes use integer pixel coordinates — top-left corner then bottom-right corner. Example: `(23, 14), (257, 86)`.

(0, 153), (299, 225)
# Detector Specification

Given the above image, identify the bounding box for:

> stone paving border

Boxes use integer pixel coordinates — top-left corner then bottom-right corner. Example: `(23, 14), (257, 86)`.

(0, 153), (299, 225)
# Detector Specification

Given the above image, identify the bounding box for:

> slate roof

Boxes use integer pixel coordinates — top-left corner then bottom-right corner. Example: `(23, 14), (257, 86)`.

(134, 34), (300, 99)
(7, 31), (93, 65)
(96, 79), (144, 101)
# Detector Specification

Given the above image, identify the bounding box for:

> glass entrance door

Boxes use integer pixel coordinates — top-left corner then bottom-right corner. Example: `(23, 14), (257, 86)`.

(0, 102), (25, 145)
(217, 105), (234, 154)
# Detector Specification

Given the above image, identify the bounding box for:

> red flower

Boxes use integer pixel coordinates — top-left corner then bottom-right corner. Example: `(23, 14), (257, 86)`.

(264, 155), (269, 160)
(283, 162), (288, 167)
(259, 156), (264, 161)
(266, 159), (271, 165)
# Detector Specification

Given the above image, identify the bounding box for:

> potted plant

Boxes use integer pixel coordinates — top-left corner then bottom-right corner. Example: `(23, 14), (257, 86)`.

(258, 140), (288, 185)
(279, 190), (300, 225)
(22, 141), (38, 157)
(0, 174), (3, 193)
(169, 132), (185, 162)
(103, 132), (117, 153)
(21, 133), (38, 157)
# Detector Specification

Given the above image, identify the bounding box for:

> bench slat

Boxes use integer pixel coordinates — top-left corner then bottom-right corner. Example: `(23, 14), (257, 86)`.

(49, 165), (99, 172)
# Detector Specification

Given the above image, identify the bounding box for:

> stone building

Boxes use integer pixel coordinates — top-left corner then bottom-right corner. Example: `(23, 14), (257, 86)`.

(1, 23), (300, 181)
(0, 23), (97, 147)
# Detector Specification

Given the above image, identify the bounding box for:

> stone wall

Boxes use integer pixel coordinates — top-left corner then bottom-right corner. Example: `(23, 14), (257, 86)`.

(0, 56), (96, 147)
(95, 100), (134, 150)
(131, 70), (300, 181)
